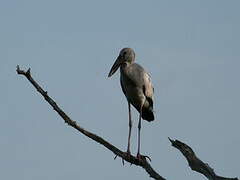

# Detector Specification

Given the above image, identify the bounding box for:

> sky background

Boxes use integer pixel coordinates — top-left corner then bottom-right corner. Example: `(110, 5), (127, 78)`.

(1, 0), (239, 179)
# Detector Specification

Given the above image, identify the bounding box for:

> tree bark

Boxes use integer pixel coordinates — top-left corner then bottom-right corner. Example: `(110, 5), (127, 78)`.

(169, 138), (238, 180)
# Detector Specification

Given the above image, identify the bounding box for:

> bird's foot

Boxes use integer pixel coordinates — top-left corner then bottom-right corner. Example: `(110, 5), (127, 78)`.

(136, 153), (143, 162)
(122, 150), (132, 164)
(114, 151), (132, 166)
(136, 153), (152, 163)
(124, 150), (131, 158)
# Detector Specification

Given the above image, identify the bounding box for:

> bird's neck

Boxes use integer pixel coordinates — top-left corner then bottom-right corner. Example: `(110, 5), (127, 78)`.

(120, 62), (135, 78)
(120, 62), (131, 72)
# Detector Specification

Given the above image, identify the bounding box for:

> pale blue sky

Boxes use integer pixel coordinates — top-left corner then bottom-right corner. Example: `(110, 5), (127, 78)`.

(1, 0), (239, 179)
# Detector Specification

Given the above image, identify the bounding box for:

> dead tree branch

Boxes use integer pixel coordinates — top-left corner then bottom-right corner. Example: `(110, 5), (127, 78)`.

(16, 65), (238, 180)
(169, 138), (238, 180)
(16, 65), (165, 180)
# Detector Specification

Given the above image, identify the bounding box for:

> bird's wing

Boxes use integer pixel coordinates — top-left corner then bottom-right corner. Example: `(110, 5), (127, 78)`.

(143, 71), (154, 100)
(129, 63), (154, 99)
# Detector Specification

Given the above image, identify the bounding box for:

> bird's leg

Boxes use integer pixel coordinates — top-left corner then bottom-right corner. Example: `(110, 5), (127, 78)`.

(127, 102), (132, 155)
(137, 104), (143, 161)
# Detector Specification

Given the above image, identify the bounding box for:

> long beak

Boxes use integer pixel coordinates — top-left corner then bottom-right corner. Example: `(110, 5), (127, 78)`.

(108, 55), (123, 77)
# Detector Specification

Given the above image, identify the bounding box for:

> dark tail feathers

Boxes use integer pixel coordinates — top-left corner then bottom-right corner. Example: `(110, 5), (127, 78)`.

(142, 106), (154, 122)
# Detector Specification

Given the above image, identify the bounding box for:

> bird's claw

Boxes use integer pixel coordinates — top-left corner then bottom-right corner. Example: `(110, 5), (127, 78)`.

(124, 150), (132, 158)
(136, 153), (152, 162)
(114, 154), (125, 165)
(114, 151), (132, 166)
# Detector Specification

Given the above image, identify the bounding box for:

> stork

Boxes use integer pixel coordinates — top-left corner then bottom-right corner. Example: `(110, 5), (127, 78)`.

(108, 48), (154, 160)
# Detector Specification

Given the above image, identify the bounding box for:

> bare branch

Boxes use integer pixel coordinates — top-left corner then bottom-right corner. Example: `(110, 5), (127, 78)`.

(16, 65), (238, 180)
(168, 138), (238, 180)
(16, 65), (166, 180)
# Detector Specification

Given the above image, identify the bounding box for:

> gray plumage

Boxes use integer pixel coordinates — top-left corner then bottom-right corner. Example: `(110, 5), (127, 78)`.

(108, 47), (154, 158)
(120, 62), (154, 121)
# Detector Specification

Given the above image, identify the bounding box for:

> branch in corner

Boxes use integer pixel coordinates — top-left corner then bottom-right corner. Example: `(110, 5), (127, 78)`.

(169, 138), (238, 180)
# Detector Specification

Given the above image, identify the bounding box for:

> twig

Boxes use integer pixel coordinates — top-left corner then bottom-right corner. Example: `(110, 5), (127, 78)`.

(16, 65), (165, 180)
(168, 138), (238, 180)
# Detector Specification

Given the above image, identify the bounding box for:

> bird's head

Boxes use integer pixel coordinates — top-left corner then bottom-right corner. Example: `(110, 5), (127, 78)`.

(108, 48), (135, 77)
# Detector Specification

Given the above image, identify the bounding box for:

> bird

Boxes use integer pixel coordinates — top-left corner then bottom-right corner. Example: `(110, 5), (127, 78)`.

(108, 48), (154, 160)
